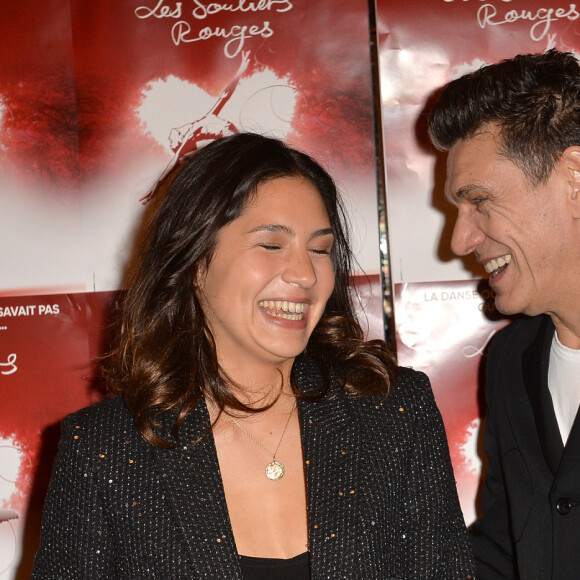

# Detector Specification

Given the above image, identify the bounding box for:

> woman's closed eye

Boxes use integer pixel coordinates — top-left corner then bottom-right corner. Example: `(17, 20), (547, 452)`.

(259, 243), (282, 251)
(309, 247), (332, 255)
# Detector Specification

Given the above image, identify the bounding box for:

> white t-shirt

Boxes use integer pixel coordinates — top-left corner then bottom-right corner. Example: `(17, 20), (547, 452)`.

(548, 332), (580, 445)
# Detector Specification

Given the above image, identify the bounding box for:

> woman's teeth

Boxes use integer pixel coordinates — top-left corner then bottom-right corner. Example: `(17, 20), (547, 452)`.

(259, 300), (305, 320)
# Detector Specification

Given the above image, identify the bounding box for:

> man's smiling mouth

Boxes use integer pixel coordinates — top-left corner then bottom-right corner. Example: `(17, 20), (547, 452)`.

(484, 254), (512, 276)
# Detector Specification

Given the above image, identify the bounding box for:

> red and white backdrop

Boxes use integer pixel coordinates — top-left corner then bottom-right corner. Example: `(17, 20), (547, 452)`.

(0, 1), (382, 576)
(0, 0), (578, 576)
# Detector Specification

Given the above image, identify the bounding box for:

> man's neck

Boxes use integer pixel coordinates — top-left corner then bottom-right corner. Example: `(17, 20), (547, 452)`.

(552, 317), (580, 350)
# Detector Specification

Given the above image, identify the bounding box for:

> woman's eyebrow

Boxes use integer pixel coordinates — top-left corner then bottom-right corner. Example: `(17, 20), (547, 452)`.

(310, 228), (334, 240)
(249, 224), (334, 240)
(249, 224), (294, 235)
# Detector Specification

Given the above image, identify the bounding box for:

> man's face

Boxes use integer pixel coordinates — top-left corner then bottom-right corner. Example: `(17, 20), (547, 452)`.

(445, 124), (575, 318)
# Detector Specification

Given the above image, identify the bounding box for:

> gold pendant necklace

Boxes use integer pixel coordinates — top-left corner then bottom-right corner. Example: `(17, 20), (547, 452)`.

(229, 400), (296, 480)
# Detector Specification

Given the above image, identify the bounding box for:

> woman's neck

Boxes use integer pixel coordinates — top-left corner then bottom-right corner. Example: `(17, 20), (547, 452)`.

(218, 358), (295, 406)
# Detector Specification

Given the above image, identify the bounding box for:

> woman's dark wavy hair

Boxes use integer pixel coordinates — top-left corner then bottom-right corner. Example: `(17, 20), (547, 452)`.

(429, 49), (580, 185)
(104, 133), (397, 447)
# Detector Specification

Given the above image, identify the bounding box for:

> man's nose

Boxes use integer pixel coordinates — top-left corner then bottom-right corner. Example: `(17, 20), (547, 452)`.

(450, 208), (485, 256)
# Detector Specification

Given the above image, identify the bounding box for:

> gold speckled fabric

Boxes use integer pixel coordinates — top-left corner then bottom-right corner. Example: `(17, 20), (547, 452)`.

(32, 356), (475, 579)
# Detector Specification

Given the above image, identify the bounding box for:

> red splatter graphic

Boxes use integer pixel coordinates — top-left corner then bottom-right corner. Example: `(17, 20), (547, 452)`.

(0, 76), (79, 192)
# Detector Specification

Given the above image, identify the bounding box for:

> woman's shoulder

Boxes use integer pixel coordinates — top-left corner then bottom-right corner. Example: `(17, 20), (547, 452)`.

(295, 354), (435, 417)
(345, 366), (435, 420)
(356, 365), (431, 403)
(343, 367), (443, 452)
(63, 396), (132, 426)
(391, 366), (432, 399)
(60, 396), (138, 448)
(50, 397), (159, 494)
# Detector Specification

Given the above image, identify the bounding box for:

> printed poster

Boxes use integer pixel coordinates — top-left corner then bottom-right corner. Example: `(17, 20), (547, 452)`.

(0, 2), (384, 576)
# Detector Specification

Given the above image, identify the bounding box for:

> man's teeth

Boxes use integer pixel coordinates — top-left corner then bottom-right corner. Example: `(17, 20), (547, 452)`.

(258, 300), (305, 320)
(484, 254), (512, 274)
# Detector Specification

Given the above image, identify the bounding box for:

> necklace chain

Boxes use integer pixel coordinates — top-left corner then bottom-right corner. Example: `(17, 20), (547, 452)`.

(229, 400), (296, 480)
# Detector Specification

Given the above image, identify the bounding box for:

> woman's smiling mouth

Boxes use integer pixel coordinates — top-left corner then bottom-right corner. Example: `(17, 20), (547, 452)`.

(258, 300), (307, 320)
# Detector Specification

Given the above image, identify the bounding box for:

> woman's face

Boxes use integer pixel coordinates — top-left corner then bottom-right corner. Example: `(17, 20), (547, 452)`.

(196, 176), (336, 373)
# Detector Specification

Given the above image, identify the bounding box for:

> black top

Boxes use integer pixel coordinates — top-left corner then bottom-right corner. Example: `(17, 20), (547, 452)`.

(239, 552), (310, 580)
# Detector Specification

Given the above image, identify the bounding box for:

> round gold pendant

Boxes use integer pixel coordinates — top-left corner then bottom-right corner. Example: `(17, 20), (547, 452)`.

(265, 459), (285, 480)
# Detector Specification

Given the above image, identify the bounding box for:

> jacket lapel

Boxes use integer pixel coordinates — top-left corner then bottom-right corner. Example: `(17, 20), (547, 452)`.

(552, 350), (580, 483)
(555, 411), (580, 485)
(300, 393), (368, 577)
(522, 316), (562, 474)
(293, 355), (376, 576)
(152, 400), (242, 579)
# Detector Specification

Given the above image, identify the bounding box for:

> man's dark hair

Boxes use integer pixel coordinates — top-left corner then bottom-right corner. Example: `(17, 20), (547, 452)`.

(429, 49), (580, 184)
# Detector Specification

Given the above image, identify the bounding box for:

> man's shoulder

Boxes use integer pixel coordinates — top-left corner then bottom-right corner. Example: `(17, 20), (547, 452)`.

(490, 314), (550, 353)
(486, 315), (553, 391)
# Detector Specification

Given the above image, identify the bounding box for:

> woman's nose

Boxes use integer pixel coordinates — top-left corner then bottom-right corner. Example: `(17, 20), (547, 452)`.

(281, 249), (317, 288)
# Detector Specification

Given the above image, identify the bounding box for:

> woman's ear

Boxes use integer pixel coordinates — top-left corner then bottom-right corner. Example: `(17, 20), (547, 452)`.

(193, 264), (206, 290)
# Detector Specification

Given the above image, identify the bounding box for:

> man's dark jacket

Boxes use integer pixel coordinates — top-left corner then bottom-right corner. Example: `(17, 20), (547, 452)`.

(472, 315), (580, 579)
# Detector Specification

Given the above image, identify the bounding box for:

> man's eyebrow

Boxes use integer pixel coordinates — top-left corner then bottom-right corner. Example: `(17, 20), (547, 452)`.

(249, 224), (334, 240)
(445, 184), (490, 204)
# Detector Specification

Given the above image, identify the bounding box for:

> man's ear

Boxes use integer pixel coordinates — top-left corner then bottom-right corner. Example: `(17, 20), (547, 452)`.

(562, 147), (580, 218)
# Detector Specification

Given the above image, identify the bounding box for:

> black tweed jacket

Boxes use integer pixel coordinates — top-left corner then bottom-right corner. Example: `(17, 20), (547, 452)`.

(32, 358), (475, 579)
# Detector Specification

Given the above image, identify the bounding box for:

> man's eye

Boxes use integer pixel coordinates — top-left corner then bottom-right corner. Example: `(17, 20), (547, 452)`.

(259, 244), (282, 251)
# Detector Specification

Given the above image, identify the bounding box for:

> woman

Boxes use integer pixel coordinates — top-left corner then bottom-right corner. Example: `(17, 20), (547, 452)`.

(32, 133), (474, 578)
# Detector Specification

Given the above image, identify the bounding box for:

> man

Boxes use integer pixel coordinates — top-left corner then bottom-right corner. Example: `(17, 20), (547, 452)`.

(429, 49), (580, 579)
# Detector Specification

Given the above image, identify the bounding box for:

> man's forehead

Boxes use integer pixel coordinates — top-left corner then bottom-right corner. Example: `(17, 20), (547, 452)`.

(444, 128), (504, 202)
(449, 127), (501, 161)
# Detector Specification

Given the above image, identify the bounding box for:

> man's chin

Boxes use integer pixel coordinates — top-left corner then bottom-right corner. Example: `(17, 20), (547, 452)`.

(494, 295), (542, 318)
(494, 295), (523, 317)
